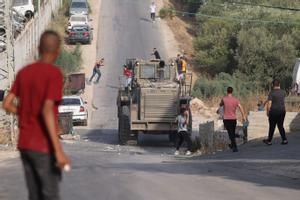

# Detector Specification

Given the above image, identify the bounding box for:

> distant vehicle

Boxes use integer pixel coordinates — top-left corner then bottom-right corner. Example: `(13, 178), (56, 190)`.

(69, 0), (89, 16)
(13, 0), (34, 19)
(68, 24), (93, 44)
(58, 96), (88, 126)
(67, 14), (91, 32)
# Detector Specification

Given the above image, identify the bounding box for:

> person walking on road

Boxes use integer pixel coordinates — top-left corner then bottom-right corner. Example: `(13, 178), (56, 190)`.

(3, 30), (70, 200)
(151, 48), (161, 60)
(89, 58), (104, 83)
(220, 87), (246, 152)
(263, 79), (288, 145)
(174, 107), (193, 156)
(150, 1), (156, 22)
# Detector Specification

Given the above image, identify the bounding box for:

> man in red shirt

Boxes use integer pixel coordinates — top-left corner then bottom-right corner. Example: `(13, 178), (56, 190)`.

(3, 30), (70, 200)
(220, 87), (246, 152)
(123, 65), (133, 91)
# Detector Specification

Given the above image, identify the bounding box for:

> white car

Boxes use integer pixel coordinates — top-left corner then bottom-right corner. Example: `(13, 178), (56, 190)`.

(67, 14), (91, 32)
(59, 96), (88, 126)
(13, 0), (34, 19)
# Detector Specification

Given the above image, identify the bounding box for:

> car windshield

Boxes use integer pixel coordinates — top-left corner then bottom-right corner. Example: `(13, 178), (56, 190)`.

(72, 26), (88, 31)
(61, 98), (81, 105)
(13, 0), (29, 6)
(71, 16), (86, 22)
(71, 2), (87, 8)
(140, 64), (156, 79)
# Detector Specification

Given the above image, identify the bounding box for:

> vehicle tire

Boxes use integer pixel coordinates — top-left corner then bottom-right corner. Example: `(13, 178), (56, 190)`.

(25, 11), (34, 19)
(118, 106), (138, 145)
(82, 119), (88, 126)
(169, 132), (177, 145)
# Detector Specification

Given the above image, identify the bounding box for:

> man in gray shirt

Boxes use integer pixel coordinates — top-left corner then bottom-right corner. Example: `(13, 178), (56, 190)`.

(263, 79), (288, 145)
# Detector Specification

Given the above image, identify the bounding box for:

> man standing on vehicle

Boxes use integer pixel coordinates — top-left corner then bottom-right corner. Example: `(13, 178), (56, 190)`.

(152, 48), (161, 60)
(150, 1), (156, 22)
(220, 87), (246, 152)
(123, 65), (133, 91)
(3, 30), (70, 200)
(89, 58), (104, 84)
(263, 79), (288, 145)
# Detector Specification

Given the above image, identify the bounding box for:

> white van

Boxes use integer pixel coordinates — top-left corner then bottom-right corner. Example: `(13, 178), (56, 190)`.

(13, 0), (35, 19)
(292, 58), (300, 94)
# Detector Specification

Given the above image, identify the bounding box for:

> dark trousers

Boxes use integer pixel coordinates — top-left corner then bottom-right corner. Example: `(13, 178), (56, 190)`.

(20, 150), (61, 200)
(268, 111), (287, 141)
(223, 120), (237, 150)
(89, 68), (101, 82)
(176, 131), (192, 151)
(150, 12), (155, 21)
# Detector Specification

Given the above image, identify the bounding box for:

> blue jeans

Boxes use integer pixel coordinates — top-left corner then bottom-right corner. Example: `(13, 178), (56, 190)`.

(89, 68), (101, 82)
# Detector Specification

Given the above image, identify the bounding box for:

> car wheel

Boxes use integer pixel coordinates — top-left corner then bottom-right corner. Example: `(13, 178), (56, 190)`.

(82, 119), (88, 126)
(25, 11), (34, 19)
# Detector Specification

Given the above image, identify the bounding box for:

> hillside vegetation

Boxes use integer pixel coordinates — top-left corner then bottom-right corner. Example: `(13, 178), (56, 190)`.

(171, 0), (300, 100)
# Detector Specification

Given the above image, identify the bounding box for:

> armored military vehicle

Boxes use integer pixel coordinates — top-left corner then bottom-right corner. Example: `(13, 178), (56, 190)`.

(117, 58), (192, 145)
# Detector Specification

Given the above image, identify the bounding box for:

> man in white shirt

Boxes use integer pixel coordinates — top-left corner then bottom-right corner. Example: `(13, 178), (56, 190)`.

(150, 2), (156, 22)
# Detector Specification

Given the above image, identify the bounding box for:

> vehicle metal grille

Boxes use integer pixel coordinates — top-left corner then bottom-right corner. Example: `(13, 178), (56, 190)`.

(144, 94), (178, 119)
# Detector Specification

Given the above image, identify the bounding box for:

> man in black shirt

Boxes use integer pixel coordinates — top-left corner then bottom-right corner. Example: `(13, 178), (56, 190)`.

(263, 79), (288, 145)
(152, 48), (161, 60)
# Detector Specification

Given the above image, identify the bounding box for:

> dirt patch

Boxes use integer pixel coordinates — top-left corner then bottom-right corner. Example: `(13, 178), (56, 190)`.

(160, 0), (195, 58)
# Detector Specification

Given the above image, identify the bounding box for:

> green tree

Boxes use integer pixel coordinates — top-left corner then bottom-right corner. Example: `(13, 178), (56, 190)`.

(236, 28), (296, 88)
(194, 19), (239, 74)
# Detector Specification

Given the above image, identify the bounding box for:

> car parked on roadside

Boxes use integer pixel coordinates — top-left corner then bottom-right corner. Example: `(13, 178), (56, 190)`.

(58, 96), (88, 126)
(69, 0), (89, 16)
(67, 14), (91, 32)
(13, 0), (35, 19)
(68, 24), (93, 44)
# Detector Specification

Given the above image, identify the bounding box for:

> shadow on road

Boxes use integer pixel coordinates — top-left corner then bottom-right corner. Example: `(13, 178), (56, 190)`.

(139, 17), (153, 23)
(77, 128), (176, 148)
(106, 132), (300, 190)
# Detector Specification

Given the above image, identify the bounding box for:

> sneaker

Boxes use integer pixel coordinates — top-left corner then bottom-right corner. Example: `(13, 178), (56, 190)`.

(174, 150), (179, 156)
(263, 139), (272, 145)
(281, 140), (288, 145)
(185, 151), (192, 156)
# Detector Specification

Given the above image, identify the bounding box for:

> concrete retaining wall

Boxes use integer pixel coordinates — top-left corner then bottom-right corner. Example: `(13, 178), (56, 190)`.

(247, 111), (300, 140)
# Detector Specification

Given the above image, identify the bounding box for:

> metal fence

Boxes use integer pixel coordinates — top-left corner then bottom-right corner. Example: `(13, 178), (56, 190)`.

(14, 0), (62, 71)
(0, 0), (62, 144)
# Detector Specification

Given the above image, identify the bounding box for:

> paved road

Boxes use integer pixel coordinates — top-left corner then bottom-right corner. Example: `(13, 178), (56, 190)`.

(0, 0), (300, 200)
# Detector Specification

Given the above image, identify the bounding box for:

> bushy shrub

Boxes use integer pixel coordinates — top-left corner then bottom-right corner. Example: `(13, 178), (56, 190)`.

(159, 8), (175, 19)
(55, 45), (82, 75)
(192, 72), (261, 100)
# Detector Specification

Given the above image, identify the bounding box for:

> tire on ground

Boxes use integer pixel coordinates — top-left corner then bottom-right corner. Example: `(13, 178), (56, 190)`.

(118, 106), (138, 145)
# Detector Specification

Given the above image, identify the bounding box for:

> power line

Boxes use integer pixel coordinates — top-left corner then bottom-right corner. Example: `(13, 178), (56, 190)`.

(171, 9), (300, 26)
(225, 1), (300, 12)
(186, 0), (300, 11)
